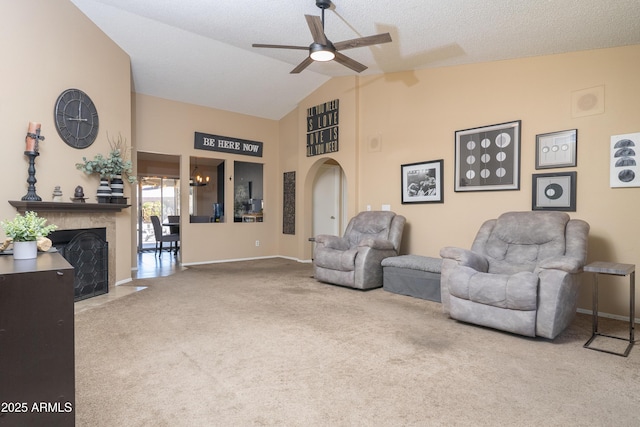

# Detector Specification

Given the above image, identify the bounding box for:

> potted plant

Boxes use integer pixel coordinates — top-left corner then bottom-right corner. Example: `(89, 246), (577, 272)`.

(76, 133), (137, 203)
(1, 211), (58, 259)
(104, 133), (136, 203)
(76, 151), (112, 202)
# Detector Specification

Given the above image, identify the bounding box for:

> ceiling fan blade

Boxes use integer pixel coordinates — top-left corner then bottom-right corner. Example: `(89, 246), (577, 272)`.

(333, 33), (392, 51)
(334, 52), (367, 73)
(290, 56), (314, 74)
(305, 15), (328, 45)
(252, 43), (309, 50)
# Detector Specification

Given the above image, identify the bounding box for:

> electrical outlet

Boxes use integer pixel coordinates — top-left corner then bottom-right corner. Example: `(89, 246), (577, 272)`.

(366, 205), (371, 211)
(255, 240), (260, 247)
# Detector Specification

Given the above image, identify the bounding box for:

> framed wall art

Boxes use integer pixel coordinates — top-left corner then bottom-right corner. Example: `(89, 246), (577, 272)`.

(282, 171), (296, 234)
(532, 171), (576, 211)
(535, 129), (577, 169)
(454, 120), (521, 192)
(401, 159), (444, 204)
(610, 132), (640, 188)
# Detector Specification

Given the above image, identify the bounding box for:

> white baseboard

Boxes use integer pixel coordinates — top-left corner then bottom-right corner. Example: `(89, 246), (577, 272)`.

(181, 255), (312, 267)
(282, 256), (312, 264)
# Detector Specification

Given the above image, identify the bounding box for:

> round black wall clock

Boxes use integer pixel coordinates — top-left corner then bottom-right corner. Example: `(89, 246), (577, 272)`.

(54, 88), (99, 149)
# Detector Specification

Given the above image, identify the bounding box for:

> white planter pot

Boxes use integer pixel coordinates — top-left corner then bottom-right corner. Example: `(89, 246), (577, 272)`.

(13, 240), (38, 260)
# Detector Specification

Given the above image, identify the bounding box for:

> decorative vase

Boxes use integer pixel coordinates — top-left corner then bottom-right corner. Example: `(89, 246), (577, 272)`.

(97, 177), (112, 203)
(13, 240), (37, 260)
(213, 203), (223, 222)
(110, 174), (124, 199)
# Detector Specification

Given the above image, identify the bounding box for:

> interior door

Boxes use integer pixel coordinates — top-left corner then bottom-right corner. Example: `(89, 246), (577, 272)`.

(313, 164), (341, 238)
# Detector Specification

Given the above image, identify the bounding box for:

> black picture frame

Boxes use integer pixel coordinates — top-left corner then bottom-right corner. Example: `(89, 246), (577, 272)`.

(532, 171), (577, 211)
(401, 160), (444, 204)
(535, 129), (578, 169)
(454, 120), (521, 192)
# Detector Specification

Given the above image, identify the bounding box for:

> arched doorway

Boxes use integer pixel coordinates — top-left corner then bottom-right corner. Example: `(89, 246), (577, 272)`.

(312, 159), (347, 238)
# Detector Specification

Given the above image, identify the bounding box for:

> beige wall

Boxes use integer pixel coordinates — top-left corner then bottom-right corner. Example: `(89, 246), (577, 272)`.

(5, 1), (639, 318)
(1, 0), (132, 284)
(277, 109), (300, 259)
(137, 158), (179, 177)
(133, 94), (279, 264)
(295, 77), (360, 260)
(284, 45), (640, 318)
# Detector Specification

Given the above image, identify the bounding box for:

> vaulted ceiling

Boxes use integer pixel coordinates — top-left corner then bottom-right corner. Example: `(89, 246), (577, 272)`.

(71, 0), (640, 120)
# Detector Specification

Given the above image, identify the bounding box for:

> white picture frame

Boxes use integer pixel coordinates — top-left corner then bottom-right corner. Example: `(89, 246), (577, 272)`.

(610, 132), (640, 188)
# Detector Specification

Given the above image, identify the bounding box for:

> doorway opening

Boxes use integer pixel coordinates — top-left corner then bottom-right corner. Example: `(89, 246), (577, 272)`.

(312, 160), (347, 239)
(136, 152), (180, 253)
(138, 176), (180, 252)
(136, 152), (181, 278)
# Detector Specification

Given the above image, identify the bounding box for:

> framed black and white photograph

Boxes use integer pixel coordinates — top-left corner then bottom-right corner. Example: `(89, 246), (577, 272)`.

(610, 132), (640, 188)
(401, 159), (443, 204)
(532, 171), (576, 211)
(535, 129), (577, 169)
(454, 120), (521, 192)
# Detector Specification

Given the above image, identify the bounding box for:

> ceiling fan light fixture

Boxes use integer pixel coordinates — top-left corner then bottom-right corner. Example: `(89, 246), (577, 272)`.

(252, 1), (391, 74)
(309, 43), (335, 62)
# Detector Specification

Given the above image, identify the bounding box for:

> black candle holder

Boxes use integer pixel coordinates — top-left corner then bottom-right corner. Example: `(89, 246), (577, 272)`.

(22, 151), (42, 201)
(22, 127), (45, 201)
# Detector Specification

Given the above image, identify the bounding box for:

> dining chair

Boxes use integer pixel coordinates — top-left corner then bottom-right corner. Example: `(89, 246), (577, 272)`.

(150, 215), (180, 256)
(167, 215), (180, 234)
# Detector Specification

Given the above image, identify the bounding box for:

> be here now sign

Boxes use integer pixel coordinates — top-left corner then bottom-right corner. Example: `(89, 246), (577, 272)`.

(194, 132), (263, 157)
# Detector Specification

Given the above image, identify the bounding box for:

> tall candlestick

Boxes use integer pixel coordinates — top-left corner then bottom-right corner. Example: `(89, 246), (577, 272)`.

(21, 151), (42, 201)
(22, 122), (44, 201)
(25, 121), (44, 153)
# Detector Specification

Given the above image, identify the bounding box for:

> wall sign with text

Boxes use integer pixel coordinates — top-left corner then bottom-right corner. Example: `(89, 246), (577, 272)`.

(307, 99), (339, 157)
(194, 132), (263, 157)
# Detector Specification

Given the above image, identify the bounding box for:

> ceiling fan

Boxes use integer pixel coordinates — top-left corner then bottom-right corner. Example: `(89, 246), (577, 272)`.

(252, 0), (392, 74)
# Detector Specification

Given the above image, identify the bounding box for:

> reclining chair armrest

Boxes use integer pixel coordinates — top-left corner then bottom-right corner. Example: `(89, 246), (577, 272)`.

(440, 246), (489, 272)
(536, 268), (581, 339)
(353, 244), (399, 289)
(315, 235), (350, 250)
(358, 237), (395, 251)
(537, 256), (583, 274)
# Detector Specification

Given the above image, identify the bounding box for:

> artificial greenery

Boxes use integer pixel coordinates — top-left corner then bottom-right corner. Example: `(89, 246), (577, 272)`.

(1, 211), (58, 242)
(76, 133), (137, 183)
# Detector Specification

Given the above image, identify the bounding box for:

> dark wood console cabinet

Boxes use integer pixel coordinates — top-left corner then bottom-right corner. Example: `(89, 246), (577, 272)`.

(0, 253), (75, 426)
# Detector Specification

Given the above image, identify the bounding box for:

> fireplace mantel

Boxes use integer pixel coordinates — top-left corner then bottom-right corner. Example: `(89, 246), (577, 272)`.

(8, 200), (129, 293)
(9, 200), (130, 214)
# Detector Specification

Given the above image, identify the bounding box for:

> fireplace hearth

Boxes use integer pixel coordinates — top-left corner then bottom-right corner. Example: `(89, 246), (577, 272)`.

(9, 200), (130, 296)
(49, 228), (108, 301)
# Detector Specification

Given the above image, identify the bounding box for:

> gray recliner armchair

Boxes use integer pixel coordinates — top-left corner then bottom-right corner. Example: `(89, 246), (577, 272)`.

(439, 211), (589, 339)
(313, 211), (406, 290)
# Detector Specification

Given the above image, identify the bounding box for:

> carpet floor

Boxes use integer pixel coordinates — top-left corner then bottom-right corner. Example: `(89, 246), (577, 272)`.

(75, 258), (640, 426)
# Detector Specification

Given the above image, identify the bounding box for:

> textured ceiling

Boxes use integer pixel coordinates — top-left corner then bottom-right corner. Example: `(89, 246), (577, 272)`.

(70, 0), (640, 120)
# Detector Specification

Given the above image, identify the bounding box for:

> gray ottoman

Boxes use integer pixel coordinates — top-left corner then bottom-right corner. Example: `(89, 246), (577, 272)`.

(381, 255), (442, 302)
